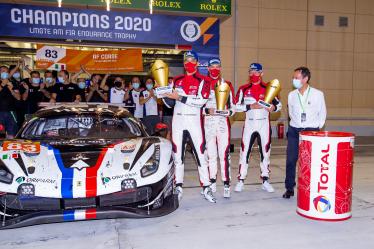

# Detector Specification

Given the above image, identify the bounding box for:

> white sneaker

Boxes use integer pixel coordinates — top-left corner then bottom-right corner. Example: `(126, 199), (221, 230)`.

(210, 182), (217, 193)
(235, 180), (244, 192)
(223, 185), (231, 198)
(203, 187), (216, 203)
(262, 180), (275, 193)
(176, 186), (183, 201)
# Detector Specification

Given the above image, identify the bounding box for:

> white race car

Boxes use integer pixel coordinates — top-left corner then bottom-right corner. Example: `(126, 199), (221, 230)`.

(0, 104), (178, 229)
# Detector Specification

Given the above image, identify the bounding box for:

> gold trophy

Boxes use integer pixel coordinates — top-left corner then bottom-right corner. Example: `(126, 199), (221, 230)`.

(150, 59), (172, 98)
(258, 79), (281, 108)
(214, 79), (231, 116)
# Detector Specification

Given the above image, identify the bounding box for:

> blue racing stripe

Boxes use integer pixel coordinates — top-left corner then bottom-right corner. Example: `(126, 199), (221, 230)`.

(63, 210), (75, 221)
(50, 147), (74, 198)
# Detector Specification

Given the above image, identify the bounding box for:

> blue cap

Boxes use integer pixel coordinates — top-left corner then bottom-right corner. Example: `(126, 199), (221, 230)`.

(249, 63), (263, 71)
(184, 50), (199, 61)
(208, 58), (221, 66)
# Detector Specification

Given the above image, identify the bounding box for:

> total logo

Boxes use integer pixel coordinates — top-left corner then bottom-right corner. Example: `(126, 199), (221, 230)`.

(314, 143), (332, 213)
(317, 144), (330, 194)
(313, 195), (331, 213)
(180, 20), (201, 42)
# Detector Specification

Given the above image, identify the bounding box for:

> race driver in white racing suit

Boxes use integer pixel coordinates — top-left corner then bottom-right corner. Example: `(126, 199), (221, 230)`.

(235, 63), (282, 193)
(163, 51), (216, 203)
(203, 58), (236, 198)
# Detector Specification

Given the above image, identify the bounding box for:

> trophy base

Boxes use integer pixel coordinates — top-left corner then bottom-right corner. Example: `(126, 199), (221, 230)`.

(258, 100), (271, 109)
(155, 86), (173, 98)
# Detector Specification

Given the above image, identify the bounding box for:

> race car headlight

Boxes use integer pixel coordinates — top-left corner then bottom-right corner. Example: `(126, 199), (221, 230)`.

(140, 144), (160, 178)
(18, 183), (35, 196)
(141, 159), (159, 178)
(0, 160), (13, 184)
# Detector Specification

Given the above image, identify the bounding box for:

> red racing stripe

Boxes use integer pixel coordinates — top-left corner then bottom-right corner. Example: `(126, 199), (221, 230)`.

(85, 209), (97, 219)
(86, 147), (109, 198)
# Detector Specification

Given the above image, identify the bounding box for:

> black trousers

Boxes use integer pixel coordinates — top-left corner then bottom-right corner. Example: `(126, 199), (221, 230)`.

(285, 125), (319, 191)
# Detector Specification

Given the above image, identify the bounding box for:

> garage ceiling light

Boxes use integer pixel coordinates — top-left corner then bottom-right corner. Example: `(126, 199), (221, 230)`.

(106, 0), (110, 11)
(149, 0), (154, 14)
(4, 42), (36, 49)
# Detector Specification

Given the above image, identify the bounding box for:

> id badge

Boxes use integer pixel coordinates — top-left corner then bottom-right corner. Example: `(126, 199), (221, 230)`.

(301, 112), (306, 123)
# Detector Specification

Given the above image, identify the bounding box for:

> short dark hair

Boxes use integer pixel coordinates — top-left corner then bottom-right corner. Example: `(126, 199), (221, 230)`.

(131, 76), (140, 82)
(9, 65), (17, 71)
(60, 70), (69, 78)
(30, 70), (40, 77)
(91, 74), (101, 81)
(294, 67), (311, 83)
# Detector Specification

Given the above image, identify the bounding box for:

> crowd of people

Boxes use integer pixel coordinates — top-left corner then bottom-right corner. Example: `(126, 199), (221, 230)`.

(0, 61), (169, 138)
(0, 50), (327, 203)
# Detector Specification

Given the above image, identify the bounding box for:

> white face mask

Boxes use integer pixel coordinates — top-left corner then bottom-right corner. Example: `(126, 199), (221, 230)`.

(13, 72), (21, 79)
(32, 78), (41, 84)
(58, 77), (65, 83)
(78, 82), (86, 89)
(292, 79), (302, 89)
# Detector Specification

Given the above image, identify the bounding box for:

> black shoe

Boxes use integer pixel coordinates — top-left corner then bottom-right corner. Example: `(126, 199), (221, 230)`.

(282, 190), (294, 199)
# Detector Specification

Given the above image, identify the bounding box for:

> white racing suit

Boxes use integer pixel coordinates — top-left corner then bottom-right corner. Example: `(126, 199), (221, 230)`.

(203, 78), (236, 185)
(235, 82), (282, 180)
(163, 73), (211, 187)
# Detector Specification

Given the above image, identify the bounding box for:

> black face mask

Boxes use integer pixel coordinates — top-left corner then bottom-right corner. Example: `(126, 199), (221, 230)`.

(114, 81), (122, 88)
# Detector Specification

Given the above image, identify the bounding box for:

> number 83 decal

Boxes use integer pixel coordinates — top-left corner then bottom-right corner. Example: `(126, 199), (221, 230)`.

(2, 141), (41, 154)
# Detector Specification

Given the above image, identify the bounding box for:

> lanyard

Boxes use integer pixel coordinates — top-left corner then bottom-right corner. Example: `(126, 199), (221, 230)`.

(297, 87), (310, 113)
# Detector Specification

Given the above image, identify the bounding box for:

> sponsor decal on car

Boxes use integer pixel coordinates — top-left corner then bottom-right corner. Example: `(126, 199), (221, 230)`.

(111, 172), (137, 180)
(120, 144), (136, 153)
(16, 176), (25, 184)
(49, 140), (107, 145)
(101, 177), (111, 184)
(2, 141), (41, 155)
(102, 172), (138, 184)
(26, 177), (56, 184)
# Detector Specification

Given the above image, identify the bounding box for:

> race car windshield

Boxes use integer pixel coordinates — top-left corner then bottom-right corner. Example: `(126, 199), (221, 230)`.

(20, 115), (143, 139)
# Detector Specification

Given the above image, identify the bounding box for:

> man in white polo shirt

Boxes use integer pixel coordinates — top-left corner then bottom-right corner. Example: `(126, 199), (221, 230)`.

(140, 77), (159, 135)
(127, 77), (144, 120)
(283, 66), (327, 198)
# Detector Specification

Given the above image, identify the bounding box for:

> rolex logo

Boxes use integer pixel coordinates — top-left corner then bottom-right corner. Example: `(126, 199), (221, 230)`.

(212, 0), (217, 3)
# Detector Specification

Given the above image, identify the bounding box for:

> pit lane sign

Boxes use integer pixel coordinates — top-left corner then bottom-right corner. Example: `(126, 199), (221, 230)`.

(36, 45), (143, 72)
(28, 0), (231, 16)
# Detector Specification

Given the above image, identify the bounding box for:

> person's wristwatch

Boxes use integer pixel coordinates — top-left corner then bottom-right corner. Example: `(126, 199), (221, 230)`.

(177, 95), (183, 102)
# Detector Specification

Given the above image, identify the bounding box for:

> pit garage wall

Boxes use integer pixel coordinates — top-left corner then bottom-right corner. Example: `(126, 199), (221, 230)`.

(221, 0), (374, 137)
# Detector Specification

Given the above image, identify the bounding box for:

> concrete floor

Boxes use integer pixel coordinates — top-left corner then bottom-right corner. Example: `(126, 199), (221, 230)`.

(0, 137), (373, 249)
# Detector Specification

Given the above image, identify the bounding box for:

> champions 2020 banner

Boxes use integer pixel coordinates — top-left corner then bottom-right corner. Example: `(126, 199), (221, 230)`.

(0, 3), (219, 71)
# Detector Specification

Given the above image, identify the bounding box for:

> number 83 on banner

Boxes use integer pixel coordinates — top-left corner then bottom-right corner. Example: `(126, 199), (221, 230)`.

(36, 45), (66, 63)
